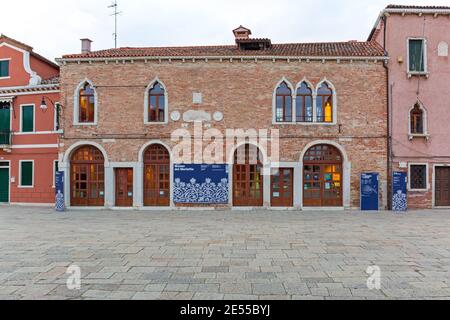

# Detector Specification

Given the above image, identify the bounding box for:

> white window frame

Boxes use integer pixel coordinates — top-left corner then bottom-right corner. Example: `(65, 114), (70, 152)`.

(19, 104), (35, 133)
(144, 77), (169, 125)
(0, 58), (11, 79)
(408, 102), (429, 140)
(18, 160), (34, 188)
(408, 163), (429, 192)
(272, 78), (337, 126)
(272, 77), (295, 125)
(314, 78), (337, 125)
(73, 79), (98, 126)
(407, 37), (428, 76)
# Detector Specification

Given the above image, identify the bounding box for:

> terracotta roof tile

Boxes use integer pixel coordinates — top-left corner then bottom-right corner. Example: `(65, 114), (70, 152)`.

(386, 4), (450, 10)
(62, 41), (385, 59)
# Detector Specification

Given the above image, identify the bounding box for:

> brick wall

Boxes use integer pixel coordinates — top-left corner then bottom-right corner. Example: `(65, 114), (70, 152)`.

(60, 58), (388, 208)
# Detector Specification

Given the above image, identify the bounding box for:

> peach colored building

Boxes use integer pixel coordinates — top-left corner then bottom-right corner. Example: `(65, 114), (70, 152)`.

(0, 35), (60, 205)
(370, 5), (450, 209)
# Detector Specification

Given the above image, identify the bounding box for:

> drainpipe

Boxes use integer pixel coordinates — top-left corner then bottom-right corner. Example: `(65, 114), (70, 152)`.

(382, 14), (393, 210)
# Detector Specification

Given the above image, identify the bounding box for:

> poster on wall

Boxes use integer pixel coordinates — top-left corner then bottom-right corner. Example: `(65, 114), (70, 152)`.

(360, 172), (379, 211)
(392, 172), (407, 212)
(55, 171), (65, 212)
(173, 164), (229, 204)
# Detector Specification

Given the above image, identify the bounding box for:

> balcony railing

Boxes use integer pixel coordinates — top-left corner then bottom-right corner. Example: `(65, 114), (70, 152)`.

(0, 130), (11, 146)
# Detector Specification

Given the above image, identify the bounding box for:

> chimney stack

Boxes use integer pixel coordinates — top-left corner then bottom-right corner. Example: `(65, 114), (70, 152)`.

(233, 26), (252, 41)
(80, 38), (93, 54)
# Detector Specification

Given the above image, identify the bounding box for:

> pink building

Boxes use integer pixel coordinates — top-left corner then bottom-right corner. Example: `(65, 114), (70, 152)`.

(370, 5), (450, 208)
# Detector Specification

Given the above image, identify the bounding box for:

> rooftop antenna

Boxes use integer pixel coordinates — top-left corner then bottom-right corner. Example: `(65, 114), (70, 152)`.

(108, 0), (122, 48)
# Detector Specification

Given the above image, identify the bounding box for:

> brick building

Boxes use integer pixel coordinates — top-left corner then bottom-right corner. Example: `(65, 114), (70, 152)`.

(57, 28), (388, 210)
(370, 5), (450, 208)
(0, 35), (60, 205)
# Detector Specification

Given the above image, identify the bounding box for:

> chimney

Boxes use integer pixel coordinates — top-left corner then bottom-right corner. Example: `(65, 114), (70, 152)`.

(233, 26), (252, 41)
(80, 38), (93, 54)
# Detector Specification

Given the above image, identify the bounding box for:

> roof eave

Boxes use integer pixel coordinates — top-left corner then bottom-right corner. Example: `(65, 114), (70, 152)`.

(57, 55), (388, 64)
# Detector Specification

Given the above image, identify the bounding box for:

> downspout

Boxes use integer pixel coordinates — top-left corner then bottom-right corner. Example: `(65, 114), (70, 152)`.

(382, 14), (393, 210)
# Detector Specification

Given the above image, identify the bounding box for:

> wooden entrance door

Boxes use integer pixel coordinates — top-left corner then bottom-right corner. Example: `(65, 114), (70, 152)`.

(115, 168), (133, 207)
(233, 144), (263, 207)
(303, 145), (343, 207)
(435, 167), (450, 207)
(70, 146), (105, 207)
(143, 144), (170, 206)
(0, 165), (9, 203)
(271, 168), (293, 207)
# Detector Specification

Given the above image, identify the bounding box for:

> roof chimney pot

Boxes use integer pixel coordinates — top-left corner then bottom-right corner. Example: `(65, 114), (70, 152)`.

(81, 38), (93, 54)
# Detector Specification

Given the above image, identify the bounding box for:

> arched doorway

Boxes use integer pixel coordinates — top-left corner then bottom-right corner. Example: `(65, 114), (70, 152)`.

(233, 144), (264, 207)
(70, 145), (105, 206)
(143, 144), (170, 206)
(303, 144), (343, 207)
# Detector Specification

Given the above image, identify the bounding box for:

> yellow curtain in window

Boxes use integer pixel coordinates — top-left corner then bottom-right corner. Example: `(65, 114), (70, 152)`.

(325, 101), (332, 122)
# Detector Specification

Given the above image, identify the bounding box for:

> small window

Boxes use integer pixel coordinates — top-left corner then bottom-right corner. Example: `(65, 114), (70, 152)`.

(316, 83), (333, 123)
(148, 82), (166, 122)
(20, 161), (33, 187)
(21, 105), (34, 133)
(410, 164), (427, 190)
(410, 103), (424, 134)
(79, 83), (95, 123)
(275, 82), (292, 123)
(296, 82), (313, 122)
(408, 39), (426, 73)
(0, 60), (9, 77)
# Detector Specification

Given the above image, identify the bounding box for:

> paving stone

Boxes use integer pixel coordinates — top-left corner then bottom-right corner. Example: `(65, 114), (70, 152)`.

(0, 207), (449, 300)
(252, 283), (286, 295)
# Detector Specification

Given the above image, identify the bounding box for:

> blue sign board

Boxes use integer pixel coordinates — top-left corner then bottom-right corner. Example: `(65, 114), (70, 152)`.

(360, 172), (379, 211)
(173, 164), (229, 204)
(55, 171), (65, 212)
(392, 172), (407, 212)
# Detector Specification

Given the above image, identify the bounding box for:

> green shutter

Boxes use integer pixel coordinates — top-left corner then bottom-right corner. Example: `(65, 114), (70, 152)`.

(0, 61), (9, 77)
(409, 40), (425, 72)
(21, 161), (33, 187)
(22, 105), (34, 132)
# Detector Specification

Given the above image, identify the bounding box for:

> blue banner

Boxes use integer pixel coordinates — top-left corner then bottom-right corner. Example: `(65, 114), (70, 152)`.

(360, 172), (379, 211)
(392, 172), (407, 212)
(174, 164), (229, 204)
(55, 171), (65, 212)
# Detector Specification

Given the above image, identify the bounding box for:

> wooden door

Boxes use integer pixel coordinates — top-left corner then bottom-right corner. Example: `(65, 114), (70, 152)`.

(303, 145), (343, 207)
(435, 167), (450, 207)
(0, 166), (9, 203)
(144, 164), (170, 206)
(115, 168), (133, 207)
(70, 146), (105, 207)
(271, 168), (293, 207)
(233, 145), (263, 207)
(143, 144), (170, 207)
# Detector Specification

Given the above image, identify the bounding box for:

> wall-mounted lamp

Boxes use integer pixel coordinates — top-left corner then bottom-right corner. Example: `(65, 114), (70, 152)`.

(40, 96), (62, 131)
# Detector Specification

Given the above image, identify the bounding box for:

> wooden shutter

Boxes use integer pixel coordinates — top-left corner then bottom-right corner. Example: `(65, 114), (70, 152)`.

(21, 162), (33, 186)
(22, 106), (34, 132)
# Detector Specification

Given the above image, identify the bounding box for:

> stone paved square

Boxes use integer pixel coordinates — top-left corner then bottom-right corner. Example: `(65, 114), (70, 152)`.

(0, 206), (449, 300)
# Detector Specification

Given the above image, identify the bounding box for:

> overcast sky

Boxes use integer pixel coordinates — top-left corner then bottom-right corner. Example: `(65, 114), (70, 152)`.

(1, 0), (448, 61)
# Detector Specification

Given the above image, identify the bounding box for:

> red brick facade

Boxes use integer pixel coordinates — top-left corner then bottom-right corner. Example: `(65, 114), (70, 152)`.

(58, 39), (388, 209)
